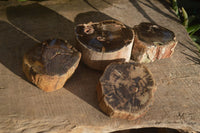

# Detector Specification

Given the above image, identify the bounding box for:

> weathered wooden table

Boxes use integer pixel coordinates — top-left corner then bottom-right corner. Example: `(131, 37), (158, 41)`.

(0, 0), (199, 133)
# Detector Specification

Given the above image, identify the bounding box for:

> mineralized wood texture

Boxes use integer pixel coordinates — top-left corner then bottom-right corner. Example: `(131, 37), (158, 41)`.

(75, 20), (134, 70)
(132, 22), (177, 63)
(23, 39), (81, 92)
(97, 62), (156, 120)
(0, 0), (200, 133)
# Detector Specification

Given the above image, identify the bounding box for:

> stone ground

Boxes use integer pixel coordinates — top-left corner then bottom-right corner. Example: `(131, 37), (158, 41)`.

(0, 0), (200, 133)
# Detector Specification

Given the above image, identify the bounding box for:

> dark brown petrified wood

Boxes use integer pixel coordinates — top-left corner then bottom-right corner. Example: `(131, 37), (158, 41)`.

(75, 20), (134, 70)
(97, 62), (156, 120)
(132, 22), (178, 63)
(23, 39), (81, 92)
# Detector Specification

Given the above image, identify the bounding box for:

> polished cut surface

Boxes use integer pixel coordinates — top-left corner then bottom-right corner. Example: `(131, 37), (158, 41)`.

(76, 20), (133, 52)
(134, 22), (175, 45)
(97, 62), (156, 120)
(24, 39), (80, 76)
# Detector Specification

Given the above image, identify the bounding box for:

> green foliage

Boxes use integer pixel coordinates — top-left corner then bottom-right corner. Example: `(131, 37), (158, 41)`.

(182, 7), (188, 28)
(172, 0), (179, 17)
(190, 35), (200, 42)
(18, 0), (28, 1)
(187, 24), (200, 36)
(171, 0), (200, 52)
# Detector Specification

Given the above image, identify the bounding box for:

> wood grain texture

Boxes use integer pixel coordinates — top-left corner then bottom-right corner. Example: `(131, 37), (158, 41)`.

(0, 0), (200, 133)
(97, 62), (156, 120)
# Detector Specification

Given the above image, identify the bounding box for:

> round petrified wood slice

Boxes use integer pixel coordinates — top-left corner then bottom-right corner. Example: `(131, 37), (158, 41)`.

(23, 39), (81, 92)
(75, 20), (134, 70)
(97, 62), (156, 120)
(132, 22), (178, 63)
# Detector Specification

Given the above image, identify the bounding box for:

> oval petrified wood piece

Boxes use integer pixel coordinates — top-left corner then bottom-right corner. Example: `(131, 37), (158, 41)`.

(132, 22), (178, 63)
(97, 62), (156, 120)
(75, 20), (134, 70)
(23, 39), (81, 92)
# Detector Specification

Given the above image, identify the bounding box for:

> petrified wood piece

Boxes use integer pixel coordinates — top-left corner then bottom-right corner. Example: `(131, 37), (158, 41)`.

(97, 62), (156, 120)
(23, 39), (81, 92)
(132, 22), (178, 63)
(75, 20), (134, 70)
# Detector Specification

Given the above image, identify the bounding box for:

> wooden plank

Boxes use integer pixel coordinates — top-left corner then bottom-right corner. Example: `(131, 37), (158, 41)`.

(0, 0), (199, 133)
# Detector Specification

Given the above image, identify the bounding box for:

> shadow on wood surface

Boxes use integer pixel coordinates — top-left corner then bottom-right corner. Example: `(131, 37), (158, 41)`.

(158, 0), (175, 15)
(6, 3), (75, 44)
(83, 0), (99, 11)
(0, 21), (35, 80)
(83, 0), (123, 11)
(112, 127), (180, 133)
(138, 0), (179, 23)
(1, 5), (120, 110)
(0, 3), (75, 84)
(179, 42), (200, 65)
(64, 62), (102, 110)
(74, 11), (115, 25)
(129, 0), (179, 24)
(129, 0), (155, 23)
(74, 10), (132, 29)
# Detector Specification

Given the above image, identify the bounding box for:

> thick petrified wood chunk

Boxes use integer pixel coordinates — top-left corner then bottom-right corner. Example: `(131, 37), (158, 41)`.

(23, 39), (81, 92)
(75, 20), (134, 70)
(97, 62), (156, 120)
(132, 22), (178, 63)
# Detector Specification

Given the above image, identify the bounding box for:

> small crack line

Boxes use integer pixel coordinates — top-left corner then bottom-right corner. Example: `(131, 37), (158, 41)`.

(169, 76), (200, 80)
(7, 21), (41, 43)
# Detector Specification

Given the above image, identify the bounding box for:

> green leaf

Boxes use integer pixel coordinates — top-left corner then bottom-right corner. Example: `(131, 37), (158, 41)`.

(18, 0), (28, 1)
(182, 7), (188, 28)
(172, 0), (179, 16)
(190, 35), (200, 43)
(187, 24), (200, 35)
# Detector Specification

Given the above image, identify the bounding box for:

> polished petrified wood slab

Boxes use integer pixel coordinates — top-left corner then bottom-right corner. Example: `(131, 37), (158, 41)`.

(75, 20), (134, 70)
(23, 39), (81, 92)
(97, 62), (156, 120)
(132, 22), (177, 63)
